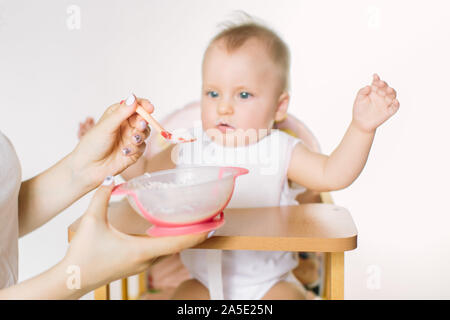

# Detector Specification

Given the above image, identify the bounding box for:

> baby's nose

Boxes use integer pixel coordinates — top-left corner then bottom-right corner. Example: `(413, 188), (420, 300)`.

(217, 103), (233, 115)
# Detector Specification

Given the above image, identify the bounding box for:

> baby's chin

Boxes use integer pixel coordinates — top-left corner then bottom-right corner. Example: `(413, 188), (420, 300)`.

(204, 126), (271, 147)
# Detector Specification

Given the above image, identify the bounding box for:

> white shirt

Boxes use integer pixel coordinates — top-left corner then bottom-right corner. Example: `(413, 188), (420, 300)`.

(177, 126), (303, 299)
(0, 131), (21, 288)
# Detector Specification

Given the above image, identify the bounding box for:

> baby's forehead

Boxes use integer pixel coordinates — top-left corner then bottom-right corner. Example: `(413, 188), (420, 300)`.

(203, 39), (279, 77)
(206, 37), (271, 60)
(202, 23), (289, 91)
(203, 39), (283, 84)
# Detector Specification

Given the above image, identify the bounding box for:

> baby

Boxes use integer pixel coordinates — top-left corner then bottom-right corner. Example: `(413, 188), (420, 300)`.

(78, 19), (399, 300)
(137, 19), (400, 300)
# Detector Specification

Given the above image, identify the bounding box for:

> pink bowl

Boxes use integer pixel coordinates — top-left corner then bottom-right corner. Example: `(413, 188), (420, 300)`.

(112, 166), (248, 236)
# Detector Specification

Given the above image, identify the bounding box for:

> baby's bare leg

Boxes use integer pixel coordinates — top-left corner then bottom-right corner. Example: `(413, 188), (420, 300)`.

(262, 281), (311, 300)
(171, 279), (210, 300)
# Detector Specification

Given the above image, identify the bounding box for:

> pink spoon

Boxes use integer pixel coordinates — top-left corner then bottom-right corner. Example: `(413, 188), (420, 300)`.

(136, 105), (196, 143)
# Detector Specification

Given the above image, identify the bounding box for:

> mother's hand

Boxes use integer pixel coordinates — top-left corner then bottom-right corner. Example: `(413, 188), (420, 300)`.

(64, 179), (208, 297)
(71, 94), (153, 188)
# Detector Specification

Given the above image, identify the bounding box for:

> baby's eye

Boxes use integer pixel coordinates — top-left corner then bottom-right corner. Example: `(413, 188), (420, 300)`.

(239, 92), (252, 99)
(207, 91), (219, 98)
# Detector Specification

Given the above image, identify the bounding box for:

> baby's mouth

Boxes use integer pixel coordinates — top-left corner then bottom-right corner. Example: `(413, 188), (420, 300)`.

(215, 120), (235, 134)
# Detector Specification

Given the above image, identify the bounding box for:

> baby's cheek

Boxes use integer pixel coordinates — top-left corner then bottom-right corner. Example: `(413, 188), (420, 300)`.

(201, 109), (215, 129)
(243, 111), (272, 131)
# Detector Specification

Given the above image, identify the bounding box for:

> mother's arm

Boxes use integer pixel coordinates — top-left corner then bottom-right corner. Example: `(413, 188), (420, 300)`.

(18, 153), (97, 236)
(2, 181), (208, 299)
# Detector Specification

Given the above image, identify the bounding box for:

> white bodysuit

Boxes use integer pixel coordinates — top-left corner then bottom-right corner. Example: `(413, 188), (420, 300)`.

(177, 125), (306, 300)
(0, 130), (22, 289)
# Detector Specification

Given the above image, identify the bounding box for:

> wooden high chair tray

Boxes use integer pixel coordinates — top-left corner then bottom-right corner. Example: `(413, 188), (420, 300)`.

(68, 199), (357, 252)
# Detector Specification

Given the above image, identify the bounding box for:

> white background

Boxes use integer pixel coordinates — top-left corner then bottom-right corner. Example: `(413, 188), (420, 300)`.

(0, 0), (449, 299)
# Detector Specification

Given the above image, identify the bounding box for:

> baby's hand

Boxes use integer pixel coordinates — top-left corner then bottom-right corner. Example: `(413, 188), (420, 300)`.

(77, 117), (95, 139)
(352, 74), (400, 133)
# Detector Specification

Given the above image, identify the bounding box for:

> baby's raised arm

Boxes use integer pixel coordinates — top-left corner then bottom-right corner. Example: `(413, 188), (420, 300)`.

(288, 74), (399, 192)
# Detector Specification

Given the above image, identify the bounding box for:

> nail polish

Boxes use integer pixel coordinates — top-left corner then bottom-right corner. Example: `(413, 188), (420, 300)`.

(125, 94), (135, 106)
(140, 120), (147, 130)
(122, 147), (131, 156)
(102, 176), (114, 186)
(133, 134), (142, 143)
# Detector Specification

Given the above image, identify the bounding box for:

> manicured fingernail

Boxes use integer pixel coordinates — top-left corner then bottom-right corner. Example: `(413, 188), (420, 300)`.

(120, 100), (125, 105)
(207, 230), (216, 239)
(133, 134), (142, 144)
(122, 147), (131, 156)
(139, 120), (147, 130)
(102, 176), (114, 186)
(125, 94), (135, 106)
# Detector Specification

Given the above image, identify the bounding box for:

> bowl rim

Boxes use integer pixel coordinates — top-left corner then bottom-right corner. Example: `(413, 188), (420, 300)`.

(126, 165), (237, 192)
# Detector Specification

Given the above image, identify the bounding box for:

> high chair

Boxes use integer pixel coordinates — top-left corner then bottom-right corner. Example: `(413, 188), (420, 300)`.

(68, 102), (357, 300)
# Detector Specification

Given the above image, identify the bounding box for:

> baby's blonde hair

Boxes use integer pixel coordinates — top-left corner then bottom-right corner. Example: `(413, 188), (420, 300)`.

(204, 13), (291, 92)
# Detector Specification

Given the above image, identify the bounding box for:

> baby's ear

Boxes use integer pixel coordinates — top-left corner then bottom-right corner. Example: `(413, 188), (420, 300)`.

(275, 91), (290, 122)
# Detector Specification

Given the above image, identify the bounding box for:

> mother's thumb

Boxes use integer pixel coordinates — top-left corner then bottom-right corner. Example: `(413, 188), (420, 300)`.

(99, 94), (138, 132)
(86, 176), (115, 220)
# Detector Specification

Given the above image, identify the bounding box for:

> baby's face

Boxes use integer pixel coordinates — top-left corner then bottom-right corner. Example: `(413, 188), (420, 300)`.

(201, 38), (286, 146)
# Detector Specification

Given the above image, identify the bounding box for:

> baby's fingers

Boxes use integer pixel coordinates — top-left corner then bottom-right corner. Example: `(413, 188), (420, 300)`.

(78, 119), (95, 139)
(358, 85), (371, 96)
(375, 80), (388, 89)
(386, 86), (397, 99)
(372, 73), (381, 85)
(376, 88), (387, 97)
(355, 85), (371, 102)
(384, 95), (393, 106)
(391, 98), (400, 109)
(388, 99), (400, 115)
